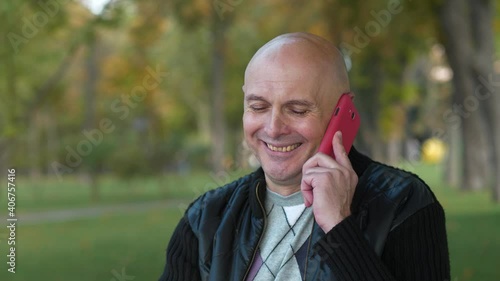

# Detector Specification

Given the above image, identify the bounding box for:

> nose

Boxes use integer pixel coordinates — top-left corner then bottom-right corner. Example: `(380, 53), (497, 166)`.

(265, 109), (290, 138)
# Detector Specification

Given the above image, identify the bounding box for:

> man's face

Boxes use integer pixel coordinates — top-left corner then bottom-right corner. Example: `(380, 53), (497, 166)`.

(243, 53), (336, 188)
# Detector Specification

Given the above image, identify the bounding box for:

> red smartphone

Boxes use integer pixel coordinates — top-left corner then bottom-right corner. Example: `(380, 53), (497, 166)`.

(318, 93), (360, 159)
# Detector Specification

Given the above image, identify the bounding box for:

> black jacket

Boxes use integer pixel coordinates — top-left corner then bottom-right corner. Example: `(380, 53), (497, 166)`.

(160, 148), (450, 281)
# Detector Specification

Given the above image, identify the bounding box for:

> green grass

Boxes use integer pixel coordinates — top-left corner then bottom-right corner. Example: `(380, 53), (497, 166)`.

(0, 206), (182, 281)
(0, 169), (252, 213)
(0, 164), (498, 280)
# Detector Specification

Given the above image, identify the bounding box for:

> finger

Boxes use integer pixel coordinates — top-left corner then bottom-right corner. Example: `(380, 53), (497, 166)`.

(303, 158), (351, 189)
(303, 152), (341, 172)
(303, 166), (352, 194)
(302, 191), (313, 207)
(300, 179), (314, 207)
(303, 165), (339, 175)
(333, 131), (353, 169)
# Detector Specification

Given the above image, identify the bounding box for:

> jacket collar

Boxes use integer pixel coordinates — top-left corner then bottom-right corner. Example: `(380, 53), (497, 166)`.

(348, 146), (373, 178)
(249, 168), (267, 219)
(250, 146), (373, 219)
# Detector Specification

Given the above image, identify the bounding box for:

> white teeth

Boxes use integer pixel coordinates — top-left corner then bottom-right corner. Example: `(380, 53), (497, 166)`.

(266, 143), (300, 152)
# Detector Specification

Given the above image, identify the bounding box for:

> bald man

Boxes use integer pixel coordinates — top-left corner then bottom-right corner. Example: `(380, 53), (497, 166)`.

(159, 33), (450, 281)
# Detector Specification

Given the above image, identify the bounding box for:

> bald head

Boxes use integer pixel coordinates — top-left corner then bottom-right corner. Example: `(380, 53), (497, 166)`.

(242, 33), (352, 193)
(244, 32), (350, 99)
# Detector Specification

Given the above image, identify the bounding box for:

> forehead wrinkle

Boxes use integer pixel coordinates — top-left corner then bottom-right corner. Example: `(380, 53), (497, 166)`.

(244, 78), (306, 96)
(245, 94), (268, 102)
(245, 70), (323, 103)
(283, 99), (317, 109)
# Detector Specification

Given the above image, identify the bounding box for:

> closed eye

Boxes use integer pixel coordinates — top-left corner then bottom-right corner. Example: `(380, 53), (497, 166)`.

(287, 106), (310, 116)
(248, 104), (268, 112)
(291, 109), (308, 115)
(284, 100), (314, 116)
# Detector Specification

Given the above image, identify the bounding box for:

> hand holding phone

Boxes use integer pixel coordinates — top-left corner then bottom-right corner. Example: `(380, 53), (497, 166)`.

(318, 93), (360, 159)
(302, 93), (361, 231)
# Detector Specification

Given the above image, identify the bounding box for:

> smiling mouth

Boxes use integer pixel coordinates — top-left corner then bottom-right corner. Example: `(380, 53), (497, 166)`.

(266, 143), (302, 152)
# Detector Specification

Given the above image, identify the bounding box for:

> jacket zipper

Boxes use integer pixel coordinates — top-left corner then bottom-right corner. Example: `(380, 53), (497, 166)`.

(242, 182), (267, 281)
(302, 220), (314, 280)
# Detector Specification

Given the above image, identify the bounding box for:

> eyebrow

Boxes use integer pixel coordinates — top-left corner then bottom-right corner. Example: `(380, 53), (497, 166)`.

(245, 94), (267, 102)
(245, 94), (315, 107)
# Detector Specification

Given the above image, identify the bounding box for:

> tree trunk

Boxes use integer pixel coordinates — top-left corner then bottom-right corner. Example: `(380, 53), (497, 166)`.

(356, 57), (385, 161)
(445, 123), (462, 187)
(26, 44), (80, 123)
(439, 0), (491, 190)
(210, 14), (227, 173)
(29, 112), (41, 180)
(387, 137), (402, 166)
(2, 34), (18, 201)
(0, 144), (10, 202)
(461, 117), (488, 190)
(84, 37), (100, 202)
(46, 104), (58, 175)
(198, 102), (211, 143)
(469, 0), (500, 202)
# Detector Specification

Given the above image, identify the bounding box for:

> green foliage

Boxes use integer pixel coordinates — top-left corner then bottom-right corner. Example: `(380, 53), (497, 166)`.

(108, 144), (153, 178)
(1, 0), (498, 181)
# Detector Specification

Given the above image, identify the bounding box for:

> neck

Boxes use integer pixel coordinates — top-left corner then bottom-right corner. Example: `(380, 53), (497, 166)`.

(264, 175), (301, 196)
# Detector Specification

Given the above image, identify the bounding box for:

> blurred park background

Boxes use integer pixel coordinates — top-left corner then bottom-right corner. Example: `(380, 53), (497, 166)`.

(1, 0), (500, 280)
